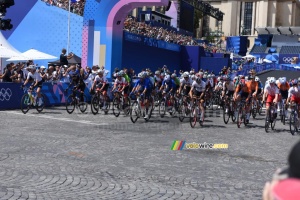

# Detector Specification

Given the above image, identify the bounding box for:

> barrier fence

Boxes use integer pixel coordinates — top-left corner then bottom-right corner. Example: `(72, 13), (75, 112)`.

(0, 83), (92, 110)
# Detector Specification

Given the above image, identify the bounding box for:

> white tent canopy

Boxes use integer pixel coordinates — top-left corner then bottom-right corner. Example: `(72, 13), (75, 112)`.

(0, 46), (22, 57)
(7, 48), (58, 61)
(0, 31), (22, 56)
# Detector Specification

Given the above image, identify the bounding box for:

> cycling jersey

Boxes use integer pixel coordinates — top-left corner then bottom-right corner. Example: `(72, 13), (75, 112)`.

(154, 75), (162, 83)
(180, 77), (193, 87)
(134, 78), (152, 90)
(246, 81), (258, 93)
(114, 77), (128, 87)
(94, 75), (108, 84)
(277, 82), (290, 91)
(265, 84), (279, 96)
(192, 80), (206, 92)
(27, 72), (42, 82)
(223, 81), (235, 91)
(173, 77), (180, 86)
(288, 86), (300, 98)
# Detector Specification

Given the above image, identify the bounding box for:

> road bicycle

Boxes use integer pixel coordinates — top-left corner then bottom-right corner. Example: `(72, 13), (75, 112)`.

(279, 98), (287, 125)
(178, 95), (191, 122)
(20, 86), (46, 114)
(223, 96), (236, 124)
(90, 89), (110, 115)
(237, 99), (248, 128)
(130, 92), (154, 123)
(112, 90), (131, 117)
(265, 102), (277, 133)
(65, 88), (88, 114)
(190, 96), (205, 128)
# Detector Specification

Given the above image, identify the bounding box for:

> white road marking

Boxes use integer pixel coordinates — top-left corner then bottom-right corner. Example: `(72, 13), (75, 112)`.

(3, 111), (108, 126)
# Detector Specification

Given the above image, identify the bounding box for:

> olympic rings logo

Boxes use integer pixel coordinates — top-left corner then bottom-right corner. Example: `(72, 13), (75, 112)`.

(282, 57), (293, 63)
(0, 88), (12, 101)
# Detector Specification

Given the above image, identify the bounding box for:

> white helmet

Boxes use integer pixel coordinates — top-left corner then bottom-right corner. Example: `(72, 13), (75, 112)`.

(217, 77), (221, 81)
(182, 72), (189, 78)
(191, 75), (195, 80)
(245, 76), (249, 81)
(164, 75), (171, 82)
(218, 82), (223, 87)
(155, 70), (160, 75)
(255, 76), (260, 82)
(137, 72), (144, 78)
(269, 77), (276, 84)
(234, 76), (239, 81)
(275, 79), (280, 85)
(281, 77), (287, 83)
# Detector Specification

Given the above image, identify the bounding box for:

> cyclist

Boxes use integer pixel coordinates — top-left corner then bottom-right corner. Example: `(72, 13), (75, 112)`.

(22, 65), (43, 106)
(263, 77), (279, 119)
(247, 75), (259, 112)
(65, 65), (86, 101)
(277, 77), (289, 117)
(287, 79), (300, 117)
(179, 72), (193, 96)
(234, 76), (251, 122)
(91, 70), (109, 106)
(222, 76), (235, 112)
(189, 73), (206, 122)
(255, 76), (264, 112)
(160, 74), (177, 111)
(131, 72), (152, 119)
(171, 73), (180, 94)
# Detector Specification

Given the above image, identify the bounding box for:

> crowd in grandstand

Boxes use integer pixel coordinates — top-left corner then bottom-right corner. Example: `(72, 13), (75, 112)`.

(124, 16), (198, 46)
(41, 0), (85, 16)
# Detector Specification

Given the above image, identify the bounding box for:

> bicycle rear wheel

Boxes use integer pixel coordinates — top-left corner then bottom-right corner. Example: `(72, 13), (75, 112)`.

(20, 94), (31, 114)
(265, 116), (270, 133)
(178, 102), (185, 122)
(130, 101), (139, 123)
(36, 94), (46, 113)
(281, 105), (286, 125)
(66, 95), (75, 114)
(91, 95), (99, 115)
(123, 97), (131, 116)
(252, 104), (257, 119)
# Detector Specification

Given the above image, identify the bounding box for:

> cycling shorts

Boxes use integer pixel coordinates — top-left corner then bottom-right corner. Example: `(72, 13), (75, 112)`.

(291, 96), (300, 105)
(279, 90), (288, 100)
(96, 84), (109, 91)
(266, 95), (276, 107)
(238, 91), (249, 99)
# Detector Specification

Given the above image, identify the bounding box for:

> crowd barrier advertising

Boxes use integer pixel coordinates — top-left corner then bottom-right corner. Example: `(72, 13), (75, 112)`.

(0, 83), (92, 110)
(279, 54), (300, 65)
(123, 32), (181, 52)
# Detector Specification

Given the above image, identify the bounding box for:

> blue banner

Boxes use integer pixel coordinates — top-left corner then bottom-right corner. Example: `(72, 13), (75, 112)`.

(279, 54), (300, 65)
(0, 83), (92, 110)
(124, 32), (181, 52)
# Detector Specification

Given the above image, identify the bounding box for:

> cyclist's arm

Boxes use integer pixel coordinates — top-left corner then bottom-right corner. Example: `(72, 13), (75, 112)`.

(189, 86), (194, 98)
(100, 81), (106, 91)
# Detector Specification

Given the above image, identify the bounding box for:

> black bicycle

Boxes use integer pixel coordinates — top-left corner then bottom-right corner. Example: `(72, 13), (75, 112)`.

(265, 102), (277, 133)
(65, 87), (88, 114)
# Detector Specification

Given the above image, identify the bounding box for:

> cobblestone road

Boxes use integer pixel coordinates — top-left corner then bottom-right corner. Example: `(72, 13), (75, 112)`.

(0, 106), (298, 200)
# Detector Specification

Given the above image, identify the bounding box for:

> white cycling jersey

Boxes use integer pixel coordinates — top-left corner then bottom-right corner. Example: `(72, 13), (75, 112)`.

(192, 80), (206, 92)
(180, 77), (193, 86)
(27, 72), (42, 82)
(288, 86), (300, 98)
(223, 81), (235, 91)
(114, 77), (128, 86)
(94, 75), (107, 84)
(264, 84), (279, 96)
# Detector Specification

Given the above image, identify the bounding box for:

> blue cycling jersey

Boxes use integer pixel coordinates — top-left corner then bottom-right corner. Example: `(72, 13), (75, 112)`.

(162, 79), (177, 89)
(134, 78), (152, 90)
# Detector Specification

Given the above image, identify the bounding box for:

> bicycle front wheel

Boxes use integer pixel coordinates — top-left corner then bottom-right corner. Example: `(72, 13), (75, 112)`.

(20, 94), (31, 114)
(130, 101), (139, 123)
(289, 112), (297, 135)
(91, 95), (99, 115)
(78, 95), (88, 113)
(36, 94), (46, 113)
(237, 107), (243, 128)
(66, 95), (75, 114)
(158, 100), (166, 118)
(112, 97), (121, 117)
(190, 107), (197, 128)
(223, 105), (230, 124)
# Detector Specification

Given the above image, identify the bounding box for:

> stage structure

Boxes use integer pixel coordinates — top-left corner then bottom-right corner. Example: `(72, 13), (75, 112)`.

(82, 0), (169, 78)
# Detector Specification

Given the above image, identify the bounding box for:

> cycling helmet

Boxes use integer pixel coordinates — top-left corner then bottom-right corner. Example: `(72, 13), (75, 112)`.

(190, 70), (195, 75)
(164, 75), (171, 82)
(97, 69), (104, 74)
(292, 79), (298, 85)
(196, 77), (201, 83)
(161, 72), (166, 77)
(171, 73), (177, 78)
(210, 74), (215, 78)
(217, 77), (222, 81)
(245, 76), (249, 81)
(298, 77), (300, 81)
(119, 70), (125, 76)
(234, 76), (239, 81)
(182, 73), (189, 78)
(207, 74), (212, 79)
(255, 76), (260, 82)
(138, 73), (144, 78)
(269, 77), (276, 84)
(248, 75), (254, 80)
(117, 72), (122, 77)
(218, 82), (223, 87)
(191, 75), (195, 80)
(155, 70), (160, 75)
(281, 77), (286, 83)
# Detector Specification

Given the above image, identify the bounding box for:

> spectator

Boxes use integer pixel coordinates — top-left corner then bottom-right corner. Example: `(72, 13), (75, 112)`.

(60, 48), (73, 66)
(263, 140), (300, 200)
(11, 63), (25, 83)
(0, 64), (13, 82)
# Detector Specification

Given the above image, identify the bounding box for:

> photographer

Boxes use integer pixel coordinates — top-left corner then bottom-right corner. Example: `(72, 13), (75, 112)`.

(60, 48), (73, 66)
(11, 63), (25, 83)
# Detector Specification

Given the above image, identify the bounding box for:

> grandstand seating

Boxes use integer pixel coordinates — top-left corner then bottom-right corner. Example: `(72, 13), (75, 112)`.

(250, 45), (267, 53)
(280, 46), (300, 54)
(272, 35), (300, 47)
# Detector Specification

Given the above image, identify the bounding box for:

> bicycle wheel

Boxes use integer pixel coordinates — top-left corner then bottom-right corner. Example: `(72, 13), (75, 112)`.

(130, 101), (139, 123)
(178, 102), (185, 122)
(66, 95), (75, 114)
(148, 97), (154, 119)
(223, 105), (230, 124)
(91, 95), (99, 115)
(20, 94), (31, 114)
(289, 112), (297, 135)
(103, 98), (110, 114)
(36, 94), (46, 113)
(281, 105), (286, 125)
(199, 109), (204, 127)
(158, 100), (166, 118)
(190, 107), (197, 128)
(252, 104), (257, 119)
(112, 97), (121, 117)
(271, 116), (276, 130)
(265, 116), (270, 133)
(123, 97), (131, 116)
(258, 100), (263, 115)
(78, 95), (88, 113)
(237, 107), (243, 128)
